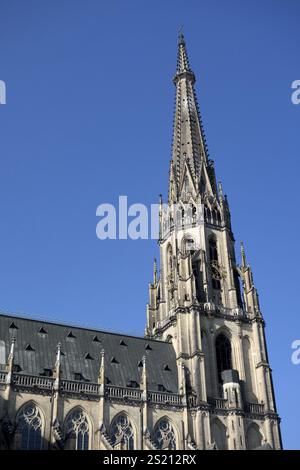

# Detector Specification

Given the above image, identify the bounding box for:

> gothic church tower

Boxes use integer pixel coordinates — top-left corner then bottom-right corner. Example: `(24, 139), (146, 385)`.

(146, 33), (282, 450)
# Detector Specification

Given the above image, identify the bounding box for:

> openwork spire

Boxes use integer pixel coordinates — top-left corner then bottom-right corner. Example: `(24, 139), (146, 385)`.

(170, 31), (211, 201)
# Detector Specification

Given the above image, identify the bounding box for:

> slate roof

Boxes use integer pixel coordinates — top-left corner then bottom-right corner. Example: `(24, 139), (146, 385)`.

(0, 313), (179, 393)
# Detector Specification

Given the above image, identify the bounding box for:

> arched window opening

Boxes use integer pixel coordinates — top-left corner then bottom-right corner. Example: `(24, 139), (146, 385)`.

(243, 337), (258, 402)
(15, 403), (42, 450)
(211, 419), (228, 450)
(209, 237), (221, 291)
(192, 205), (197, 224)
(234, 268), (243, 307)
(153, 418), (176, 450)
(199, 177), (206, 194)
(167, 246), (173, 274)
(206, 207), (212, 223)
(216, 334), (232, 385)
(65, 408), (90, 450)
(209, 237), (218, 261)
(212, 210), (218, 225)
(186, 205), (192, 225)
(181, 208), (185, 227)
(192, 259), (205, 302)
(202, 330), (213, 396)
(212, 276), (221, 291)
(110, 414), (134, 450)
(246, 424), (263, 450)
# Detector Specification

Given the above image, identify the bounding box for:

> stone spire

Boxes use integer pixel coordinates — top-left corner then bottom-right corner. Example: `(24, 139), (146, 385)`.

(153, 258), (157, 285)
(240, 241), (247, 269)
(170, 31), (210, 202)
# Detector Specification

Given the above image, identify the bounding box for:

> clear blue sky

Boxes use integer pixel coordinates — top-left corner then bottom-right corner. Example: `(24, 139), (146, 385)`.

(0, 0), (299, 449)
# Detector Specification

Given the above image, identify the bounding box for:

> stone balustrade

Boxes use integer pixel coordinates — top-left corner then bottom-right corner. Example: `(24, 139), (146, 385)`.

(12, 373), (54, 391)
(0, 371), (266, 416)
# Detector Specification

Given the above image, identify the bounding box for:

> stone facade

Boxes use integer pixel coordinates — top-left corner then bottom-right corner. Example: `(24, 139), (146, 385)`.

(0, 33), (281, 450)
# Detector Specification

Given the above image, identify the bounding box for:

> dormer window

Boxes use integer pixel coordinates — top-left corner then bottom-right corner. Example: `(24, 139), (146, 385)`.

(74, 373), (84, 381)
(40, 368), (53, 377)
(126, 380), (139, 389)
(66, 331), (76, 340)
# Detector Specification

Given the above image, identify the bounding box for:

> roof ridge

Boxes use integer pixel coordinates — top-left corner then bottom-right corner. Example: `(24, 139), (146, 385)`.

(0, 309), (169, 344)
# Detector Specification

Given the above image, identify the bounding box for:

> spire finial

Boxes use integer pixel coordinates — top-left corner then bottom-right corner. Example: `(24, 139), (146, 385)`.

(218, 181), (224, 198)
(53, 342), (62, 386)
(176, 28), (191, 74)
(153, 258), (157, 284)
(98, 349), (105, 385)
(6, 337), (16, 381)
(241, 242), (247, 268)
(10, 336), (16, 353)
(140, 355), (148, 391)
(56, 342), (61, 365)
(178, 25), (185, 44)
(8, 337), (16, 363)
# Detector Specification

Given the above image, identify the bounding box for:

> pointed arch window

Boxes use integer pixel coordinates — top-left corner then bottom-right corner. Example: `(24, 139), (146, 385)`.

(110, 414), (134, 450)
(181, 207), (185, 227)
(192, 205), (197, 224)
(209, 236), (218, 262)
(153, 418), (176, 450)
(200, 176), (206, 194)
(15, 403), (43, 450)
(205, 205), (212, 223)
(216, 334), (232, 385)
(167, 245), (173, 274)
(65, 408), (90, 450)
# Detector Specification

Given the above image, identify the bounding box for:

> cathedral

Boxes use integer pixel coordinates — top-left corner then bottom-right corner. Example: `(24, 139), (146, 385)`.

(0, 33), (282, 451)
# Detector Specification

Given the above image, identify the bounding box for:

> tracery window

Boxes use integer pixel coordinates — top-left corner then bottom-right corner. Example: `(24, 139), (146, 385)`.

(153, 418), (176, 450)
(15, 403), (43, 450)
(65, 408), (90, 450)
(209, 236), (222, 291)
(110, 414), (134, 450)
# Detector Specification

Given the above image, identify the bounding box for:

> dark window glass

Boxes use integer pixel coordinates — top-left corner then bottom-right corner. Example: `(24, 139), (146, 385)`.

(16, 404), (42, 450)
(216, 334), (232, 385)
(209, 238), (218, 261)
(65, 409), (89, 450)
